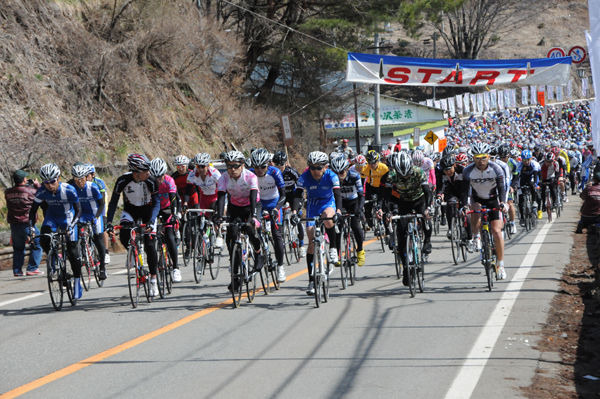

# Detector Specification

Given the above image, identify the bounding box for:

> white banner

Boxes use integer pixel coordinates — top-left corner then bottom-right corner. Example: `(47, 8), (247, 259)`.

(530, 85), (537, 105)
(346, 53), (572, 86)
(498, 90), (505, 110)
(483, 91), (491, 111)
(448, 96), (456, 116)
(441, 98), (448, 111)
(582, 78), (588, 97)
(547, 85), (554, 101)
(567, 80), (573, 99)
(477, 93), (484, 113)
(456, 94), (464, 115)
(587, 0), (600, 152)
(556, 86), (564, 101)
(490, 89), (498, 109)
(504, 90), (511, 108)
(521, 87), (529, 105)
(427, 99), (434, 107)
(471, 93), (477, 113)
(434, 100), (441, 109)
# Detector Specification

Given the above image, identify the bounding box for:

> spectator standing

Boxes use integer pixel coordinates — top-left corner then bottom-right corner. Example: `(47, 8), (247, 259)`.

(4, 170), (43, 276)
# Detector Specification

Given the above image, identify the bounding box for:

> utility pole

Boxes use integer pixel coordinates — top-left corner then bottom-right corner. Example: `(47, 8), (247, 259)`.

(432, 32), (438, 102)
(353, 83), (361, 153)
(374, 31), (381, 148)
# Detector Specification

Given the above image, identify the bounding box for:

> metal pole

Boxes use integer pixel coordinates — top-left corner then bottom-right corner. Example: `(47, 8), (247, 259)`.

(353, 83), (361, 153)
(374, 32), (381, 147)
(432, 32), (438, 102)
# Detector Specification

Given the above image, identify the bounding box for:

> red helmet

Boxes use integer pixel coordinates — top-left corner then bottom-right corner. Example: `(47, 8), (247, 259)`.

(342, 139), (349, 144)
(455, 153), (468, 165)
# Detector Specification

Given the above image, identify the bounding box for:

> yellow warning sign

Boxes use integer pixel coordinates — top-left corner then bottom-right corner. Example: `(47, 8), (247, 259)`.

(424, 130), (438, 145)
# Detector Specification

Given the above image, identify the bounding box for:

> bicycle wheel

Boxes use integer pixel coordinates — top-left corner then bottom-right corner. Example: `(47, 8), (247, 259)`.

(349, 235), (357, 286)
(165, 252), (173, 294)
(269, 254), (280, 291)
(339, 231), (349, 290)
(127, 246), (140, 308)
(406, 233), (416, 297)
(313, 249), (322, 308)
(392, 223), (401, 279)
(481, 230), (494, 291)
(208, 234), (221, 280)
(291, 224), (301, 262)
(321, 250), (329, 303)
(450, 218), (461, 265)
(193, 234), (205, 284)
(283, 222), (292, 265)
(378, 221), (386, 253)
(230, 243), (243, 308)
(143, 268), (151, 303)
(80, 243), (91, 292)
(259, 246), (271, 294)
(91, 244), (104, 288)
(47, 250), (63, 311)
(545, 192), (553, 222)
(157, 246), (166, 299)
(246, 251), (257, 303)
(433, 210), (440, 235)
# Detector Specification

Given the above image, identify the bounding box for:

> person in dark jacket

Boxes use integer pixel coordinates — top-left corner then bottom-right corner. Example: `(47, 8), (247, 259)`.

(4, 170), (43, 276)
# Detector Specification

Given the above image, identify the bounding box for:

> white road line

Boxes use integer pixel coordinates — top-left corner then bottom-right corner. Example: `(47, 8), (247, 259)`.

(444, 220), (554, 399)
(0, 292), (46, 308)
(112, 269), (128, 275)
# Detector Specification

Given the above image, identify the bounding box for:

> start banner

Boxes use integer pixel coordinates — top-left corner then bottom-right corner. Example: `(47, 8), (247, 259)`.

(346, 52), (571, 87)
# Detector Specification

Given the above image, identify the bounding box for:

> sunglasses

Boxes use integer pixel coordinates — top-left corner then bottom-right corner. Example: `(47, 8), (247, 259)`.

(43, 179), (57, 185)
(474, 155), (488, 160)
(368, 161), (378, 165)
(227, 163), (243, 170)
(196, 165), (207, 169)
(256, 165), (268, 170)
(309, 165), (324, 171)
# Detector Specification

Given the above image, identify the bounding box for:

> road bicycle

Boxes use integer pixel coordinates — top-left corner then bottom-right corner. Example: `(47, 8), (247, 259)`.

(221, 218), (258, 308)
(445, 201), (468, 265)
(42, 229), (75, 311)
(258, 210), (281, 293)
(431, 197), (442, 236)
(519, 185), (537, 232)
(302, 216), (335, 307)
(78, 222), (103, 289)
(111, 223), (151, 308)
(185, 209), (222, 284)
(282, 205), (301, 265)
(541, 181), (558, 222)
(467, 208), (499, 291)
(366, 195), (386, 253)
(156, 217), (176, 298)
(338, 212), (357, 289)
(390, 213), (425, 297)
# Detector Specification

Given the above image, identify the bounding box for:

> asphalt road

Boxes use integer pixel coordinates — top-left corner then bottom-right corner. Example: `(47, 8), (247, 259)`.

(0, 198), (579, 399)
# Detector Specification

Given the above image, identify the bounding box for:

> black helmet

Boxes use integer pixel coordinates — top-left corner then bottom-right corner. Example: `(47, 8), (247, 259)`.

(497, 145), (510, 158)
(440, 155), (456, 170)
(365, 150), (380, 164)
(272, 150), (287, 165)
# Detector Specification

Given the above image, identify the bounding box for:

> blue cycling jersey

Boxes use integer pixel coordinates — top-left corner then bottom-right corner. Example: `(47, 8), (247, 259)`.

(518, 160), (541, 186)
(34, 182), (79, 227)
(251, 166), (285, 210)
(92, 176), (107, 193)
(297, 168), (340, 208)
(72, 181), (103, 222)
(339, 169), (363, 201)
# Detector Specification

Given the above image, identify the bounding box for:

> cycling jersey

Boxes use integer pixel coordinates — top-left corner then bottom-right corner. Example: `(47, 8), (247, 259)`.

(296, 168), (340, 218)
(107, 173), (160, 225)
(172, 170), (197, 207)
(281, 166), (300, 194)
(187, 166), (221, 196)
(34, 183), (79, 227)
(359, 162), (389, 187)
(518, 160), (541, 187)
(251, 166), (285, 211)
(71, 181), (104, 234)
(463, 161), (506, 200)
(440, 164), (469, 205)
(339, 169), (363, 201)
(383, 167), (428, 202)
(494, 159), (511, 202)
(217, 168), (260, 207)
(558, 149), (570, 173)
(157, 175), (177, 210)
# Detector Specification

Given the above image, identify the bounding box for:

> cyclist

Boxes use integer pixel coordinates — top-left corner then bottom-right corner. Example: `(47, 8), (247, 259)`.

(172, 155), (194, 240)
(215, 150), (264, 292)
(359, 150), (389, 229)
(439, 155), (470, 242)
(540, 152), (561, 215)
(106, 154), (161, 297)
(329, 156), (366, 266)
(463, 142), (508, 280)
(85, 164), (111, 264)
(69, 163), (107, 280)
(150, 158), (182, 283)
(495, 145), (516, 234)
(293, 151), (341, 295)
(272, 150), (306, 258)
(517, 149), (541, 224)
(381, 152), (432, 286)
(568, 149), (581, 195)
(337, 138), (355, 160)
(29, 164), (84, 299)
(187, 153), (221, 211)
(250, 148), (287, 283)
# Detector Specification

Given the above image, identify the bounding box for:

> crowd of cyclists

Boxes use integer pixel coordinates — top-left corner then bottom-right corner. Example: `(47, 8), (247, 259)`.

(27, 100), (599, 309)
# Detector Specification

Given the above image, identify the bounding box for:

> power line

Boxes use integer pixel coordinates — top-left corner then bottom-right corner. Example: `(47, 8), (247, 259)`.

(218, 0), (347, 51)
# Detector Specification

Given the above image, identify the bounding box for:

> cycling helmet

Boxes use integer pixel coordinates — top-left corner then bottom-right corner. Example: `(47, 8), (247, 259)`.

(219, 151), (227, 161)
(390, 152), (412, 176)
(127, 153), (151, 172)
(272, 150), (287, 165)
(471, 142), (491, 155)
(422, 158), (434, 172)
(568, 150), (575, 158)
(87, 164), (96, 174)
(174, 155), (190, 166)
(521, 149), (533, 160)
(431, 152), (441, 162)
(412, 150), (424, 166)
(150, 158), (168, 177)
(71, 163), (90, 178)
(193, 153), (211, 166)
(365, 150), (380, 164)
(442, 146), (456, 158)
(497, 145), (510, 158)
(223, 150), (245, 164)
(545, 152), (555, 161)
(307, 151), (328, 166)
(40, 163), (61, 182)
(250, 148), (271, 167)
(329, 151), (344, 161)
(440, 155), (456, 170)
(511, 148), (520, 158)
(330, 156), (349, 173)
(355, 154), (367, 166)
(245, 157), (252, 169)
(455, 153), (468, 165)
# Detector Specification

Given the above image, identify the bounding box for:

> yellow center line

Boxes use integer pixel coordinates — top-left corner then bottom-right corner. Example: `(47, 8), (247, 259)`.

(2, 237), (381, 398)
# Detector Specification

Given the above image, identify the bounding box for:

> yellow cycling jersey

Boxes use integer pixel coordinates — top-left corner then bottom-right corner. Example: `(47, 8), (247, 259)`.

(558, 150), (570, 173)
(357, 162), (389, 187)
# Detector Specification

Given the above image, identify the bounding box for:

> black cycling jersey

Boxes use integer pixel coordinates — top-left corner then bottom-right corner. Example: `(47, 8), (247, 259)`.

(107, 173), (160, 224)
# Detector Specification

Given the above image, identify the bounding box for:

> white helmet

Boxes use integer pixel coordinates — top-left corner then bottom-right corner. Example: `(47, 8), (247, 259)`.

(390, 152), (413, 176)
(193, 153), (211, 166)
(250, 148), (271, 167)
(307, 151), (328, 165)
(173, 155), (190, 166)
(150, 158), (168, 177)
(223, 150), (245, 164)
(329, 156), (349, 173)
(71, 163), (90, 178)
(40, 163), (60, 182)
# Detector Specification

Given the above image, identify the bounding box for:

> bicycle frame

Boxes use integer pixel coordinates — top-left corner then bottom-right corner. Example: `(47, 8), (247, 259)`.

(390, 213), (424, 297)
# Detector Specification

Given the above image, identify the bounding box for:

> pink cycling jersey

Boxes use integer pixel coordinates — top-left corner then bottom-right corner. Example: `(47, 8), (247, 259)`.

(157, 174), (177, 210)
(217, 168), (260, 207)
